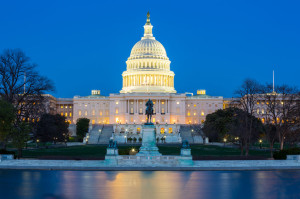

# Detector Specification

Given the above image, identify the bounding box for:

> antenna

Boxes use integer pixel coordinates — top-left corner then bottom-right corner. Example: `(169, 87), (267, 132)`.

(273, 70), (275, 93)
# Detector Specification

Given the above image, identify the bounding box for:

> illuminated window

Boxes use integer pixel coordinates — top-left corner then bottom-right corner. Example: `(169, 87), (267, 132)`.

(187, 111), (190, 116)
(79, 110), (81, 116)
(139, 108), (143, 114)
(130, 108), (134, 114)
(153, 108), (156, 114)
(194, 104), (196, 107)
(85, 111), (87, 116)
(257, 102), (260, 105)
(161, 108), (165, 114)
(116, 101), (119, 105)
(85, 104), (87, 107)
(100, 111), (103, 116)
(188, 104), (190, 107)
(160, 128), (165, 134)
(65, 113), (68, 117)
(201, 112), (204, 116)
(69, 106), (72, 108)
(177, 101), (180, 105)
(261, 109), (264, 114)
(153, 118), (155, 123)
(61, 112), (63, 116)
(69, 112), (72, 117)
(281, 101), (284, 105)
(61, 105), (63, 109)
(140, 101), (142, 105)
(131, 102), (133, 105)
(169, 128), (173, 134)
(65, 106), (68, 109)
(116, 108), (119, 114)
(92, 120), (95, 124)
(257, 109), (260, 114)
(162, 101), (164, 105)
(92, 110), (95, 115)
(262, 118), (265, 123)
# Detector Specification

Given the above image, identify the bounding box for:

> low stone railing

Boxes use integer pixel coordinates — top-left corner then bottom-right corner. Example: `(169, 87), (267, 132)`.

(0, 154), (14, 162)
(287, 155), (300, 161)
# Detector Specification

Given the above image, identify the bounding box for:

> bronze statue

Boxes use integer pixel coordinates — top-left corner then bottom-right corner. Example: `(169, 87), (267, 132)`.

(145, 99), (154, 124)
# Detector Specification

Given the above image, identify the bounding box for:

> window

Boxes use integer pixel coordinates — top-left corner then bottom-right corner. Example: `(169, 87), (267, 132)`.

(262, 109), (264, 114)
(116, 101), (119, 105)
(153, 108), (156, 114)
(65, 113), (68, 117)
(160, 128), (165, 134)
(257, 102), (260, 105)
(162, 101), (164, 105)
(92, 120), (95, 124)
(69, 112), (72, 117)
(194, 112), (196, 116)
(100, 111), (102, 116)
(140, 101), (142, 105)
(188, 104), (190, 107)
(169, 128), (173, 134)
(161, 108), (165, 114)
(194, 104), (196, 107)
(92, 110), (95, 115)
(79, 110), (81, 116)
(201, 112), (204, 116)
(115, 108), (119, 114)
(257, 109), (260, 114)
(61, 105), (63, 109)
(85, 104), (87, 107)
(85, 111), (87, 116)
(130, 108), (134, 114)
(131, 102), (133, 105)
(139, 108), (143, 114)
(69, 106), (72, 108)
(177, 101), (180, 105)
(187, 111), (190, 116)
(65, 106), (68, 109)
(61, 112), (63, 116)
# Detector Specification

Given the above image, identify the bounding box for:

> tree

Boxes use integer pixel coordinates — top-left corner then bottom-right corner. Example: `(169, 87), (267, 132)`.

(203, 108), (235, 142)
(234, 79), (262, 155)
(36, 114), (69, 144)
(0, 49), (54, 131)
(263, 123), (277, 157)
(11, 121), (31, 158)
(261, 84), (299, 150)
(76, 118), (90, 141)
(0, 100), (15, 149)
(203, 107), (263, 155)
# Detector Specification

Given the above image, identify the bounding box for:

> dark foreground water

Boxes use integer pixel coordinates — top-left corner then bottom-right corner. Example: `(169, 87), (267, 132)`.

(0, 170), (300, 199)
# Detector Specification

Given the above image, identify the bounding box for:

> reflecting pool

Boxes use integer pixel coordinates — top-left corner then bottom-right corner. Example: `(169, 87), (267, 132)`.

(0, 170), (299, 199)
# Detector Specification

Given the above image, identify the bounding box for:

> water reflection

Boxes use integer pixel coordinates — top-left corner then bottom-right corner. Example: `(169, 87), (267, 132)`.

(0, 170), (299, 199)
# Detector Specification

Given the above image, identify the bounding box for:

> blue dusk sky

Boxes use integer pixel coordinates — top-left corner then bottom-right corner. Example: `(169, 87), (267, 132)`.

(0, 0), (299, 98)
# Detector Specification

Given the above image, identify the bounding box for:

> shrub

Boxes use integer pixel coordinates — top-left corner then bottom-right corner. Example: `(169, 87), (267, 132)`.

(118, 148), (131, 155)
(133, 137), (137, 143)
(138, 137), (142, 142)
(273, 148), (300, 160)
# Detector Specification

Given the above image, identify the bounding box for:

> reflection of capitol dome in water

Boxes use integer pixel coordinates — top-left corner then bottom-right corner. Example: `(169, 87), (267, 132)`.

(120, 12), (176, 93)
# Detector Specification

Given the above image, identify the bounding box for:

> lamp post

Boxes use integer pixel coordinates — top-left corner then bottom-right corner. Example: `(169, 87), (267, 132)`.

(259, 139), (262, 149)
(223, 138), (227, 147)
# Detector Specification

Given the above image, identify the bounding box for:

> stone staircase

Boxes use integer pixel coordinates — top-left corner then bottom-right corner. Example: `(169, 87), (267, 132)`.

(97, 125), (114, 144)
(88, 125), (103, 144)
(179, 125), (194, 143)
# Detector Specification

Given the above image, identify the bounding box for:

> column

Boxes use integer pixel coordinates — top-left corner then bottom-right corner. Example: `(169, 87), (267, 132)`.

(127, 100), (129, 113)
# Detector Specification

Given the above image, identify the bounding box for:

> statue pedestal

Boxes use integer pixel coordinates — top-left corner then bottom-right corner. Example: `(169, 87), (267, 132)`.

(137, 125), (161, 156)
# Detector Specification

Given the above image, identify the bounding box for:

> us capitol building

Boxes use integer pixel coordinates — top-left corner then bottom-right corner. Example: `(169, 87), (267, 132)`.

(49, 13), (224, 143)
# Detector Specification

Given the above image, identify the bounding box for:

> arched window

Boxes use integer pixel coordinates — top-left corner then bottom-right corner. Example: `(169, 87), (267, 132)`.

(160, 128), (165, 134)
(169, 128), (173, 134)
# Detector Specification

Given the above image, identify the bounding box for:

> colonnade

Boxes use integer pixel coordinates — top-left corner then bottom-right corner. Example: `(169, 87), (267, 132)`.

(126, 60), (170, 70)
(123, 74), (174, 88)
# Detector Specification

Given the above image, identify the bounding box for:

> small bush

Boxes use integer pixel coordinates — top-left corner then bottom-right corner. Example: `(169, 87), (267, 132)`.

(273, 148), (300, 160)
(118, 148), (131, 155)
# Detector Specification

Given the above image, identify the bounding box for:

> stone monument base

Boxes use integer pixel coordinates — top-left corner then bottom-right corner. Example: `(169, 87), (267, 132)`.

(136, 124), (161, 156)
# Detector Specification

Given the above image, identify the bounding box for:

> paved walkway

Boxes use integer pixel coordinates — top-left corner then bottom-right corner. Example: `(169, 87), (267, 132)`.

(1, 159), (300, 170)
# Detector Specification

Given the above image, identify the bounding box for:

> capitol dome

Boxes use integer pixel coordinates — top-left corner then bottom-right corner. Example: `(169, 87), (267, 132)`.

(120, 12), (176, 94)
(129, 39), (167, 60)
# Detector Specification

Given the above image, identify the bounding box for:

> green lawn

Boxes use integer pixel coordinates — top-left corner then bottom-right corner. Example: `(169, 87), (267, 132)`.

(17, 144), (271, 159)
